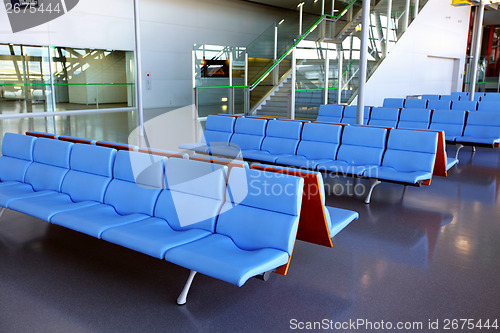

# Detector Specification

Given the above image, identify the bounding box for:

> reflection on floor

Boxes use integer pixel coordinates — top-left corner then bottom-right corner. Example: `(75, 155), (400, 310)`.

(0, 100), (128, 114)
(0, 125), (500, 331)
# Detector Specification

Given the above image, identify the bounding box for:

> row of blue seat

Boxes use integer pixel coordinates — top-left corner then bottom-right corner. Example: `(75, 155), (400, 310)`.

(0, 133), (309, 304)
(420, 92), (500, 102)
(383, 98), (499, 112)
(180, 115), (443, 203)
(316, 105), (500, 147)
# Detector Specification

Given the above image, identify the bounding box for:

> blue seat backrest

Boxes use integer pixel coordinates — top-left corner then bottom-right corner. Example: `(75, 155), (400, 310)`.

(336, 126), (387, 166)
(368, 107), (400, 127)
(217, 167), (303, 254)
(452, 92), (468, 99)
(383, 98), (405, 108)
(230, 117), (268, 151)
(451, 100), (477, 111)
(261, 120), (302, 155)
(429, 110), (466, 138)
(481, 93), (500, 102)
(104, 150), (163, 216)
(317, 104), (344, 123)
(421, 94), (440, 101)
(397, 108), (431, 129)
(24, 138), (73, 192)
(61, 144), (116, 204)
(297, 123), (342, 160)
(0, 133), (36, 183)
(342, 105), (370, 124)
(463, 112), (500, 138)
(439, 95), (457, 102)
(427, 100), (451, 110)
(382, 129), (438, 173)
(203, 115), (236, 145)
(477, 101), (500, 112)
(155, 158), (227, 233)
(404, 99), (427, 108)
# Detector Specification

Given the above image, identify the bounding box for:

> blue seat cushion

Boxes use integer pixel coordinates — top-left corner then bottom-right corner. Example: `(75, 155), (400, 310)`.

(326, 206), (359, 238)
(165, 234), (289, 287)
(8, 193), (99, 221)
(316, 160), (375, 176)
(0, 183), (55, 208)
(371, 166), (433, 184)
(101, 217), (211, 259)
(241, 150), (288, 163)
(51, 204), (151, 238)
(275, 155), (333, 169)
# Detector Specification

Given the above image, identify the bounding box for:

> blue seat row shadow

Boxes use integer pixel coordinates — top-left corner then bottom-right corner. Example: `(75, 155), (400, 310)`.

(316, 105), (500, 150)
(180, 115), (444, 203)
(0, 132), (359, 304)
(383, 96), (500, 111)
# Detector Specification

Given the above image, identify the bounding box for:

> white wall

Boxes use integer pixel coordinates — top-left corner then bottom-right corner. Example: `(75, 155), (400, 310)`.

(0, 0), (285, 109)
(354, 0), (471, 107)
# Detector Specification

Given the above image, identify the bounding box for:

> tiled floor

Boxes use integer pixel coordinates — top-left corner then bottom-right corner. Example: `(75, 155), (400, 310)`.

(0, 118), (499, 332)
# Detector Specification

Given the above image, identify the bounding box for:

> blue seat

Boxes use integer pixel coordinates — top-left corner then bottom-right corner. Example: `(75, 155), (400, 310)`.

(383, 98), (405, 108)
(9, 144), (116, 221)
(429, 110), (466, 141)
(165, 167), (304, 287)
(341, 105), (370, 124)
(477, 101), (500, 112)
(421, 94), (440, 101)
(481, 93), (500, 102)
(452, 92), (468, 100)
(210, 117), (268, 158)
(397, 108), (431, 130)
(0, 138), (73, 207)
(251, 163), (358, 238)
(51, 150), (163, 238)
(451, 100), (477, 111)
(404, 99), (427, 108)
(368, 107), (400, 128)
(275, 123), (342, 169)
(427, 100), (451, 110)
(317, 126), (387, 176)
(316, 104), (344, 123)
(456, 111), (500, 146)
(101, 158), (227, 259)
(242, 120), (302, 163)
(179, 115), (235, 153)
(0, 133), (36, 187)
(373, 129), (438, 184)
(439, 95), (458, 102)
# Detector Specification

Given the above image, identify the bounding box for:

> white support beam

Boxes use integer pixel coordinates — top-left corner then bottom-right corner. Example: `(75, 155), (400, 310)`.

(357, 0), (370, 125)
(133, 0), (145, 139)
(324, 49), (330, 105)
(469, 3), (485, 101)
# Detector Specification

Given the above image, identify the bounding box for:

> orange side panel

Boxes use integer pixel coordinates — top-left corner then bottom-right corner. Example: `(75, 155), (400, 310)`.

(96, 142), (134, 151)
(25, 131), (56, 139)
(58, 137), (93, 145)
(251, 165), (332, 248)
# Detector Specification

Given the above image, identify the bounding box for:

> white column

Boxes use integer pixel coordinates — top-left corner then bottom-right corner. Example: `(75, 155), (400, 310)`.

(133, 0), (145, 139)
(414, 0), (419, 19)
(357, 0), (370, 125)
(299, 3), (304, 36)
(469, 3), (485, 101)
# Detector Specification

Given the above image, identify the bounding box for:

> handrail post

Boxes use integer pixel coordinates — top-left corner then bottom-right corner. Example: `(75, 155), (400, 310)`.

(133, 0), (145, 140)
(274, 24), (279, 85)
(299, 3), (304, 36)
(337, 46), (343, 104)
(404, 0), (410, 32)
(414, 0), (419, 19)
(324, 48), (329, 105)
(385, 0), (392, 58)
(290, 47), (297, 119)
(469, 3), (485, 101)
(357, 0), (370, 125)
(245, 52), (249, 114)
(229, 51), (233, 114)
